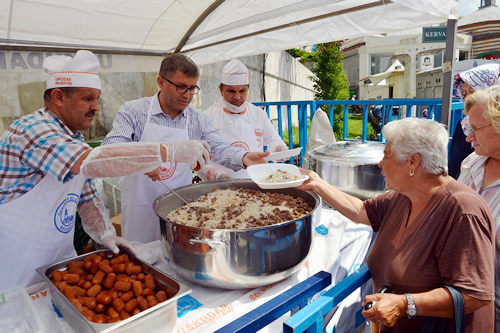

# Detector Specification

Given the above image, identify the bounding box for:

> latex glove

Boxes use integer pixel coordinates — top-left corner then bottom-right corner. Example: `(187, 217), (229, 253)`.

(80, 142), (162, 178)
(270, 143), (288, 153)
(206, 166), (232, 181)
(269, 143), (289, 162)
(161, 140), (211, 170)
(101, 234), (137, 255)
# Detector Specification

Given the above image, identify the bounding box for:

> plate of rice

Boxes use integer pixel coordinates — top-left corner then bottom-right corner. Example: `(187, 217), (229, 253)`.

(247, 163), (309, 189)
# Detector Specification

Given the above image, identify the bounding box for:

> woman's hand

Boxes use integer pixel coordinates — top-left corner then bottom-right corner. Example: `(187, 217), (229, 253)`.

(294, 168), (322, 192)
(362, 293), (407, 327)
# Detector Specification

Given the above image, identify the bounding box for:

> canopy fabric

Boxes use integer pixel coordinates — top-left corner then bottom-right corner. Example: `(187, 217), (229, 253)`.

(1, 0), (459, 65)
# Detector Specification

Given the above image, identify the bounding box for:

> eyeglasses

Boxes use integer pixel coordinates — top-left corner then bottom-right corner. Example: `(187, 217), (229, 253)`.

(161, 75), (200, 95)
(468, 124), (491, 135)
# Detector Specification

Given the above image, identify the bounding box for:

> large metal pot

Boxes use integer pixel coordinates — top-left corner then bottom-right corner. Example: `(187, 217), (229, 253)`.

(153, 179), (321, 289)
(308, 140), (387, 200)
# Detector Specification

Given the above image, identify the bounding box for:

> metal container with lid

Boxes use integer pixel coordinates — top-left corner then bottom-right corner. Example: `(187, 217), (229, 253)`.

(308, 140), (387, 200)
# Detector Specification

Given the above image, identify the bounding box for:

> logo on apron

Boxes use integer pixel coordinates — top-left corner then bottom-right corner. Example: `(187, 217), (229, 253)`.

(160, 161), (177, 180)
(230, 141), (250, 152)
(54, 193), (79, 233)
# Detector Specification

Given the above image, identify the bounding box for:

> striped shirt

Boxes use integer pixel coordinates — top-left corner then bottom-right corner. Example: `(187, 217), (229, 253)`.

(102, 93), (246, 170)
(458, 152), (500, 321)
(0, 108), (97, 204)
(458, 153), (500, 226)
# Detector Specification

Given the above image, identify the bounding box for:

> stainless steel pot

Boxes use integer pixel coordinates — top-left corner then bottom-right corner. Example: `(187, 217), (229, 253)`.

(153, 179), (321, 289)
(308, 140), (387, 200)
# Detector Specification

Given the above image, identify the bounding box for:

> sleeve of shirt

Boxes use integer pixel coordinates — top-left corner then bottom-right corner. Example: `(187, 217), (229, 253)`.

(192, 110), (246, 171)
(363, 191), (398, 232)
(102, 100), (147, 145)
(19, 119), (90, 183)
(80, 178), (98, 202)
(438, 213), (494, 300)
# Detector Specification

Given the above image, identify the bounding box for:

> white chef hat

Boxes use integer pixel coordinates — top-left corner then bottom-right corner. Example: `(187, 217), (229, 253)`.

(44, 50), (101, 90)
(221, 59), (249, 85)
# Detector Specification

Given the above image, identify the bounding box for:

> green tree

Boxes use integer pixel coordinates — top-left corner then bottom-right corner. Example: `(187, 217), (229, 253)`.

(310, 42), (350, 140)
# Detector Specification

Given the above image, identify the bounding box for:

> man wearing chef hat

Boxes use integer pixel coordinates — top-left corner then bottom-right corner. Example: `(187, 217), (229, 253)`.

(102, 54), (269, 244)
(0, 50), (211, 290)
(199, 59), (288, 180)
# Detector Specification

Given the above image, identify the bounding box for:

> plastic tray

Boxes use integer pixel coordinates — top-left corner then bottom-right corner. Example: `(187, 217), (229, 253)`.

(264, 147), (302, 162)
(247, 163), (309, 189)
(0, 286), (44, 333)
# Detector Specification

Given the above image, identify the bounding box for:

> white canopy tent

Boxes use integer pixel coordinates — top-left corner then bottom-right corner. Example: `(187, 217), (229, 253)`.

(1, 0), (459, 65)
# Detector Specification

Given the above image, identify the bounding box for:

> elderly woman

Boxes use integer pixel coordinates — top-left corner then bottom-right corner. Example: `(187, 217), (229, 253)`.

(297, 117), (494, 332)
(458, 86), (500, 331)
(449, 63), (500, 179)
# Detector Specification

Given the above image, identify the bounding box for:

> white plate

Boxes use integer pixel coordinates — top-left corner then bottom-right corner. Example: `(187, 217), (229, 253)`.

(247, 163), (309, 189)
(264, 147), (303, 162)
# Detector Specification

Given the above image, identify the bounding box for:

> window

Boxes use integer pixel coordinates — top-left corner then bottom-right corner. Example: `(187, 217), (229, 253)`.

(370, 53), (394, 75)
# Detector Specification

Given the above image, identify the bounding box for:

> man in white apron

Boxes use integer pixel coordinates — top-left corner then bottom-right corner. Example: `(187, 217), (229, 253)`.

(0, 50), (211, 290)
(102, 54), (269, 244)
(200, 59), (288, 180)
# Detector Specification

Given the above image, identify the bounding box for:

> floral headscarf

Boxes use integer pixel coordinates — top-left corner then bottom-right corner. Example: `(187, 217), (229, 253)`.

(454, 63), (500, 100)
(454, 63), (500, 136)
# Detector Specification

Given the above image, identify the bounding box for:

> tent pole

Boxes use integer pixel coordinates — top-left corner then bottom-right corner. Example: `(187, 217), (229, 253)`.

(441, 19), (458, 127)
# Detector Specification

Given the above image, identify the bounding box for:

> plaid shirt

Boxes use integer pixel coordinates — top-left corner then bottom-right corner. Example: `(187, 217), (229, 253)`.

(0, 107), (97, 204)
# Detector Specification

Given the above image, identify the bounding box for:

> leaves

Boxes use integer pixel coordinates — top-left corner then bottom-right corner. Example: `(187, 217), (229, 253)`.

(310, 42), (350, 140)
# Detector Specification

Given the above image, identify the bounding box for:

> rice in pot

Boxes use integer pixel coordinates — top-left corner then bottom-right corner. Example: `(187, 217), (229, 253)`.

(167, 187), (312, 229)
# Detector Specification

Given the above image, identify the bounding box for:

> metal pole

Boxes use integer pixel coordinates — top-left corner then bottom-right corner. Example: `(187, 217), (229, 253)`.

(441, 19), (458, 127)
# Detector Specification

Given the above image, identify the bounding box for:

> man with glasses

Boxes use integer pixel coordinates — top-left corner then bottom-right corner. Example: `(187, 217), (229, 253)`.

(102, 54), (269, 243)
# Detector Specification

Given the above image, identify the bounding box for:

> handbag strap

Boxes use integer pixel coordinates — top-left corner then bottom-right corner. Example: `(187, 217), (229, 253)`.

(421, 286), (465, 333)
(443, 285), (465, 333)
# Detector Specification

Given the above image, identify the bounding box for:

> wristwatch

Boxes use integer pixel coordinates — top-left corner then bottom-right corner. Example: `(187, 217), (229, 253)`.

(405, 293), (418, 319)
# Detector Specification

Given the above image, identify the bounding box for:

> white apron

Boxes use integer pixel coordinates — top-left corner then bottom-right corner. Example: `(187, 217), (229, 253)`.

(121, 94), (192, 243)
(213, 106), (261, 179)
(0, 174), (86, 289)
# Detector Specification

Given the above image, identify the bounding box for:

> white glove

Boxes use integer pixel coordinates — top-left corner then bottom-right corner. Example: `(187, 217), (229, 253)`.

(80, 142), (162, 178)
(78, 196), (135, 255)
(271, 144), (288, 153)
(102, 234), (136, 255)
(161, 140), (211, 170)
(206, 166), (232, 181)
(269, 143), (289, 162)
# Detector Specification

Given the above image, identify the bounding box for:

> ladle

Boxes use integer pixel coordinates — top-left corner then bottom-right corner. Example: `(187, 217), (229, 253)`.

(159, 181), (215, 214)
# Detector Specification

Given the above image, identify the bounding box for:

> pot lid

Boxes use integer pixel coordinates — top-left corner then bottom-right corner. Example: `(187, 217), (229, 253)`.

(308, 140), (385, 164)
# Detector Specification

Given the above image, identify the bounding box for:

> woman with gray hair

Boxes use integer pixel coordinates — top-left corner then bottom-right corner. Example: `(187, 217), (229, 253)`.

(297, 117), (494, 332)
(458, 86), (500, 331)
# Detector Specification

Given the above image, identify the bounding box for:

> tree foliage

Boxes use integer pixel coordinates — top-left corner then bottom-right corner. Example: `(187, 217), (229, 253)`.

(310, 42), (350, 140)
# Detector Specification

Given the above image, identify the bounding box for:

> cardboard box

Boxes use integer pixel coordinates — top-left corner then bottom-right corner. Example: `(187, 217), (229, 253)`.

(110, 213), (121, 237)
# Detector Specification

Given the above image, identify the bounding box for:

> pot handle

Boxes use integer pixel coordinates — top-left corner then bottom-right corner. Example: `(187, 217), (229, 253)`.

(189, 238), (228, 248)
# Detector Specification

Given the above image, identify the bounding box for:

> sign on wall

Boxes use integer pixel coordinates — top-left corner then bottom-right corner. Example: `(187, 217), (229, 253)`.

(422, 27), (447, 43)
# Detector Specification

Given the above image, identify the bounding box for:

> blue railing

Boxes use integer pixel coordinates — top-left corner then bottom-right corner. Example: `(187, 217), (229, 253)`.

(254, 98), (464, 165)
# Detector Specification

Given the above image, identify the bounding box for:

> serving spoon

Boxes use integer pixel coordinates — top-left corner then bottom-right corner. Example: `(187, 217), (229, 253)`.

(159, 180), (215, 214)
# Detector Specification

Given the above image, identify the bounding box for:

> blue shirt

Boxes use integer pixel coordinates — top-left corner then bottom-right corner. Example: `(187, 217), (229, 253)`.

(102, 93), (246, 171)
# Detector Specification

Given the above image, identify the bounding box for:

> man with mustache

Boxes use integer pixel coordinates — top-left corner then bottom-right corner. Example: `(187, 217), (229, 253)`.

(0, 50), (211, 290)
(102, 54), (269, 243)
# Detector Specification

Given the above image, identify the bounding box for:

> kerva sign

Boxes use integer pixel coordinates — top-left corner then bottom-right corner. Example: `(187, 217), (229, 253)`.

(422, 27), (447, 43)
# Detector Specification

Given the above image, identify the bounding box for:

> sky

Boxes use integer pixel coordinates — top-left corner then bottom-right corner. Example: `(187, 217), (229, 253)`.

(459, 0), (480, 17)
